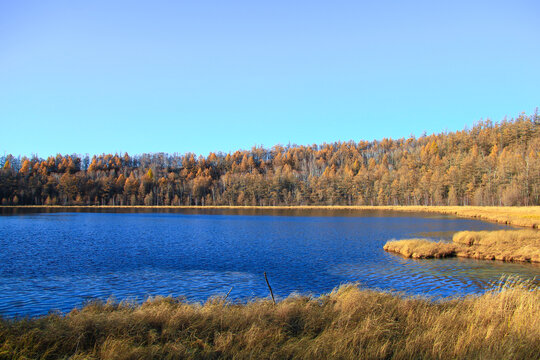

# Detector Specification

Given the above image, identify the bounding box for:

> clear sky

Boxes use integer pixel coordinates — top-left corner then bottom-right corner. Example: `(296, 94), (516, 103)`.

(1, 0), (539, 157)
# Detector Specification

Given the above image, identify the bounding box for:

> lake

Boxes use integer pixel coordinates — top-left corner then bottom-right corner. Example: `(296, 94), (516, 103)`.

(1, 208), (539, 317)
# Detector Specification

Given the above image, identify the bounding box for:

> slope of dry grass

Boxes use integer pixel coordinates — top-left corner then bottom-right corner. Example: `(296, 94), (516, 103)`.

(384, 230), (540, 263)
(0, 282), (538, 360)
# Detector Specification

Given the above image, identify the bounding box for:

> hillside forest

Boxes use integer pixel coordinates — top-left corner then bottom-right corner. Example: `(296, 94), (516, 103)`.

(1, 113), (539, 207)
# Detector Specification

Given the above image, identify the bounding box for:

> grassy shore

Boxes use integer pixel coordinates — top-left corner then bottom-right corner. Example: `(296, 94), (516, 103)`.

(3, 205), (540, 228)
(384, 230), (540, 263)
(1, 282), (538, 360)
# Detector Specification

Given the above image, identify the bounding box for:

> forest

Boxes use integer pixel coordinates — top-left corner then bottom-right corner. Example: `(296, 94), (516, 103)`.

(1, 113), (539, 207)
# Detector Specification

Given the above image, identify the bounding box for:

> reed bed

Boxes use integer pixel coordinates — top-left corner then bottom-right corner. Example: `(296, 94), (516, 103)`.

(6, 205), (540, 228)
(384, 229), (540, 263)
(1, 281), (539, 360)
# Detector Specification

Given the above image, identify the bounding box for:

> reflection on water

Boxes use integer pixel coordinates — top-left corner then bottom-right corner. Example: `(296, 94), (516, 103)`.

(0, 208), (538, 317)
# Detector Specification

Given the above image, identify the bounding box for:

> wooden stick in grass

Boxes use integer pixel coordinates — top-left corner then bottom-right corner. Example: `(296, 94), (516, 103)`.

(264, 272), (276, 305)
(224, 287), (233, 301)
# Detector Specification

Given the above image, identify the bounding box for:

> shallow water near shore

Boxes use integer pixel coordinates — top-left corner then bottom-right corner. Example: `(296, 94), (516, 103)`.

(1, 208), (539, 317)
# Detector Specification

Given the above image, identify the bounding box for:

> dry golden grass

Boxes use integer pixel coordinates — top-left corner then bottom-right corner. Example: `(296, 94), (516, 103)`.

(383, 239), (458, 259)
(5, 205), (540, 228)
(376, 206), (540, 229)
(452, 230), (540, 262)
(384, 230), (540, 263)
(0, 282), (538, 360)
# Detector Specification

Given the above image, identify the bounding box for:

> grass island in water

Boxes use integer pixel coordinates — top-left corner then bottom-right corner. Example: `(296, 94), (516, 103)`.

(384, 229), (540, 263)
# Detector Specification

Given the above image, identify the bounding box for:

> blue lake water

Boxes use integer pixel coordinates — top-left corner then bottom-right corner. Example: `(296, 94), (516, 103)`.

(1, 208), (539, 317)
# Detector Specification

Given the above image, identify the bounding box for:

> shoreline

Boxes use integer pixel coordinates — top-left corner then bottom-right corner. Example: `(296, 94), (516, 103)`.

(2, 205), (540, 228)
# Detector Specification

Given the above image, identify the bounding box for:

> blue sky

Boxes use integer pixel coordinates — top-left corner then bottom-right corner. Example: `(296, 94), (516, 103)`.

(1, 0), (539, 157)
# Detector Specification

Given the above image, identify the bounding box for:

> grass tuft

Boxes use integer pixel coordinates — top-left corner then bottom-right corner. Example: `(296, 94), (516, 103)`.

(383, 239), (457, 259)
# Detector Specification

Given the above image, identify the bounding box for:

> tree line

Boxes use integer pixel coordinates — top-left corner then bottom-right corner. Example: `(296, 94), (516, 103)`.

(1, 113), (539, 207)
